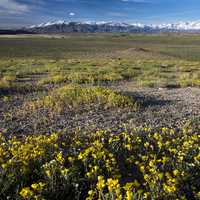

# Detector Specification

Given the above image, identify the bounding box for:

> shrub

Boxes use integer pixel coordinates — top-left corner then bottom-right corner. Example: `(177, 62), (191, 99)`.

(28, 85), (137, 112)
(38, 74), (68, 85)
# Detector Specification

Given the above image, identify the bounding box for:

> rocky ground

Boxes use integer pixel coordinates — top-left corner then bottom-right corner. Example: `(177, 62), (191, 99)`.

(118, 83), (200, 129)
(0, 82), (199, 136)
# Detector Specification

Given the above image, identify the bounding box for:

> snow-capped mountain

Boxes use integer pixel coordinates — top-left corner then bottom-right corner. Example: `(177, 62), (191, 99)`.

(30, 20), (67, 28)
(27, 20), (200, 33)
(152, 21), (200, 30)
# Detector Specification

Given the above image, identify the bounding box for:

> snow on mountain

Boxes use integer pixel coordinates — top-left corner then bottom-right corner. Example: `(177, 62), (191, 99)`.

(152, 21), (200, 30)
(29, 21), (135, 28)
(29, 20), (200, 30)
(30, 20), (68, 28)
(28, 20), (200, 33)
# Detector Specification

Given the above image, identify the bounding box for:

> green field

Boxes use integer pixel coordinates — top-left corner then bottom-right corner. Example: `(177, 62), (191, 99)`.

(1, 34), (200, 60)
(0, 34), (199, 200)
(0, 34), (200, 88)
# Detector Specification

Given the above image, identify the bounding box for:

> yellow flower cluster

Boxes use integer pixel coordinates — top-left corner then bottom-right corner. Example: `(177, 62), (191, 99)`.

(0, 126), (199, 199)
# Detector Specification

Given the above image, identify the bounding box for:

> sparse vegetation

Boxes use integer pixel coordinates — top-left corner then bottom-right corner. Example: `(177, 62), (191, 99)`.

(0, 34), (199, 200)
(0, 75), (36, 95)
(27, 85), (137, 112)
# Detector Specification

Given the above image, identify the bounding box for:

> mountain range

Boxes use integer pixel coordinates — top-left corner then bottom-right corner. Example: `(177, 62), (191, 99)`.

(4, 20), (200, 34)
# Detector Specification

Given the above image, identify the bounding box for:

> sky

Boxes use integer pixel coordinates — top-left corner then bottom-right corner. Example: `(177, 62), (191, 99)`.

(1, 0), (200, 28)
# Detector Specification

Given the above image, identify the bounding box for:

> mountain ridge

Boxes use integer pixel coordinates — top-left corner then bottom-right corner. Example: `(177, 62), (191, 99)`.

(27, 20), (200, 33)
(4, 20), (200, 34)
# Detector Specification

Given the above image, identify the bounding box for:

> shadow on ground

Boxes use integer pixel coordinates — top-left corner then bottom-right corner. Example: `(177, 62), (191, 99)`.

(123, 91), (174, 108)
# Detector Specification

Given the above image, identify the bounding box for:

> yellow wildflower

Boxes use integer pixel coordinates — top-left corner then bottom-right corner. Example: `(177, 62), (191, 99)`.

(96, 176), (105, 190)
(126, 190), (133, 200)
(56, 152), (65, 164)
(20, 187), (34, 199)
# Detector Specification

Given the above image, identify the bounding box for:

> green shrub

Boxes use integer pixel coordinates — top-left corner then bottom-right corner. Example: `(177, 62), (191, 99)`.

(28, 85), (137, 112)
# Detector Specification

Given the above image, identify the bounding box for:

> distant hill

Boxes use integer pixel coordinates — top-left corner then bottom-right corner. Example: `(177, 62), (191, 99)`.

(0, 29), (34, 35)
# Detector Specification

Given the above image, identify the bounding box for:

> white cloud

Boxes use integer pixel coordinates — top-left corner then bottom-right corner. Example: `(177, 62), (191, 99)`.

(69, 12), (75, 16)
(0, 0), (29, 14)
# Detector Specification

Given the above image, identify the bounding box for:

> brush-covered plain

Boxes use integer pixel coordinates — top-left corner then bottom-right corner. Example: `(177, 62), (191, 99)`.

(0, 33), (199, 200)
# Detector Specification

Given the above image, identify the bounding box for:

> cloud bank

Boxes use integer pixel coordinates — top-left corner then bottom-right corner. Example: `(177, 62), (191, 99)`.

(0, 0), (29, 14)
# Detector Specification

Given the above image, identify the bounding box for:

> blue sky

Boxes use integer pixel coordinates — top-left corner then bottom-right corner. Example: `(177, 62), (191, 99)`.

(1, 0), (200, 28)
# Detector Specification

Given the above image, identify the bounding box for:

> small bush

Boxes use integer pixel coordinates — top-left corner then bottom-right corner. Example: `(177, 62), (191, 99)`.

(67, 72), (96, 84)
(0, 79), (36, 95)
(2, 74), (17, 82)
(28, 85), (137, 112)
(0, 79), (10, 90)
(38, 74), (68, 85)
